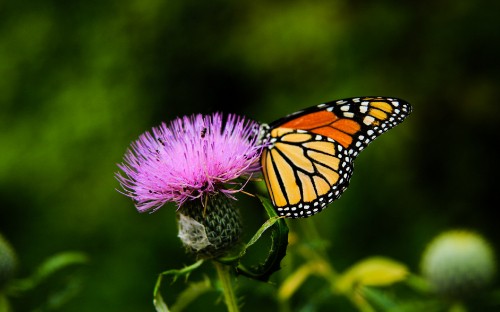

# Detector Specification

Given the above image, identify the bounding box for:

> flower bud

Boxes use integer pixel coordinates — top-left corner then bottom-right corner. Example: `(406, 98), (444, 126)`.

(177, 195), (242, 258)
(421, 230), (496, 298)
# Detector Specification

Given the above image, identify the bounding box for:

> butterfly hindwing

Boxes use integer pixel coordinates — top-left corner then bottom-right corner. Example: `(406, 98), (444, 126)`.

(260, 96), (412, 218)
(261, 128), (354, 218)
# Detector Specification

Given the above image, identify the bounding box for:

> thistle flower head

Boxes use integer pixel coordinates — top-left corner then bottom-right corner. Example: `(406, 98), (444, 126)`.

(116, 113), (262, 212)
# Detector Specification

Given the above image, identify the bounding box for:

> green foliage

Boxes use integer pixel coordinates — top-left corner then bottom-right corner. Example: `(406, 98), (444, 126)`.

(2, 251), (87, 311)
(154, 199), (289, 311)
(153, 260), (205, 312)
(232, 195), (289, 282)
(1, 0), (499, 311)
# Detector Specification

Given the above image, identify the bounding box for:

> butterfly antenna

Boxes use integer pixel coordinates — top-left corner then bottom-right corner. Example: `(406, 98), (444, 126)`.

(239, 190), (255, 198)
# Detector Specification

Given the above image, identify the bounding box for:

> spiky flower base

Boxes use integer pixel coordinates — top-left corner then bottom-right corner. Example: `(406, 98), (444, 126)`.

(177, 195), (242, 258)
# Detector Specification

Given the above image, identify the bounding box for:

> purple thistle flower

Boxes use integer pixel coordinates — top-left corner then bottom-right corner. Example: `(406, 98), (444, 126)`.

(116, 113), (262, 213)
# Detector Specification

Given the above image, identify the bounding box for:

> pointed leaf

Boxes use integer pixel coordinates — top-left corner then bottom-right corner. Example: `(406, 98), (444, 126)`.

(235, 195), (289, 281)
(153, 291), (170, 312)
(8, 251), (88, 293)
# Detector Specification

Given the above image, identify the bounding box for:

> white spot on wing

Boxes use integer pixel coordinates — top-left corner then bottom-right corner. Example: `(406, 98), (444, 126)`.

(363, 115), (375, 125)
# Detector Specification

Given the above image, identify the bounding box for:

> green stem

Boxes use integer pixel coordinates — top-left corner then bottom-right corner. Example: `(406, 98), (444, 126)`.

(213, 261), (239, 312)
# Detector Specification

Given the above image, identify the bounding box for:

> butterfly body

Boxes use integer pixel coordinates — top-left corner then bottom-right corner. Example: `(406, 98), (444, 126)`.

(260, 97), (412, 218)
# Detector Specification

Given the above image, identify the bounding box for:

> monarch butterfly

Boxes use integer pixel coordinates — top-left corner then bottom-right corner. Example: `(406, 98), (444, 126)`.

(259, 96), (412, 218)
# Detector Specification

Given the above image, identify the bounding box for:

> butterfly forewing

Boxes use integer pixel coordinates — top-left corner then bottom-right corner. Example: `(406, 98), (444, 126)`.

(260, 96), (412, 218)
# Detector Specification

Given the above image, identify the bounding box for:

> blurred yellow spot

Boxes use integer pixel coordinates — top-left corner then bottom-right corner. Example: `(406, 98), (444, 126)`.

(278, 260), (331, 300)
(336, 257), (408, 293)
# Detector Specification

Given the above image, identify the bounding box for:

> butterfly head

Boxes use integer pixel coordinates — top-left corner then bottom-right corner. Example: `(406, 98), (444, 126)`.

(257, 123), (271, 146)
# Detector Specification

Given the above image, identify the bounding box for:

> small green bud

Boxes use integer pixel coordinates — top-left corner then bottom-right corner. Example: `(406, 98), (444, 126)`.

(0, 233), (17, 289)
(421, 230), (496, 298)
(177, 195), (242, 258)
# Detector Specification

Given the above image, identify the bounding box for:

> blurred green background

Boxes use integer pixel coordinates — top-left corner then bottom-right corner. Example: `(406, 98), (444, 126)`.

(1, 0), (499, 311)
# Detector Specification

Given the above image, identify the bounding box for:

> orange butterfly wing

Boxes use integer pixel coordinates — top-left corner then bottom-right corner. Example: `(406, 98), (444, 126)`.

(260, 97), (412, 218)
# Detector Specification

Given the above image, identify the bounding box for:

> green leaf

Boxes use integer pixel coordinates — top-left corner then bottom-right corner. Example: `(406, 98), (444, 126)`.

(336, 257), (408, 294)
(361, 286), (398, 311)
(241, 216), (282, 255)
(153, 291), (170, 312)
(153, 260), (204, 312)
(234, 195), (289, 282)
(170, 278), (212, 312)
(215, 216), (281, 266)
(278, 260), (331, 300)
(8, 251), (88, 293)
(33, 252), (88, 281)
(362, 287), (446, 312)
